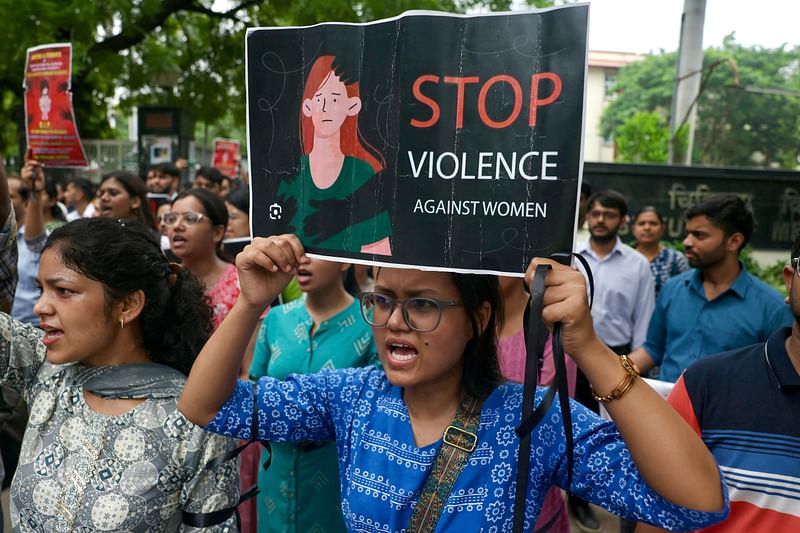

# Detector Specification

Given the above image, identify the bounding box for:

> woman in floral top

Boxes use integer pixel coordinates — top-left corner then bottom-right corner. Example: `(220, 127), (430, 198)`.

(1, 217), (239, 531)
(179, 235), (729, 532)
(633, 206), (690, 297)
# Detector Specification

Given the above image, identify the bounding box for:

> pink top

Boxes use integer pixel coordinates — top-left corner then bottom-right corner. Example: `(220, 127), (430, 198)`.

(207, 263), (240, 330)
(497, 329), (577, 396)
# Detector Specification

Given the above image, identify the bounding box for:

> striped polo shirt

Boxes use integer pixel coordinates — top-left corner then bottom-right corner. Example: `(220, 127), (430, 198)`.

(669, 327), (800, 532)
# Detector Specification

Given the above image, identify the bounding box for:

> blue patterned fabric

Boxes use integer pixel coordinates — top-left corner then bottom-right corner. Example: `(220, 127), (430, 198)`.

(649, 247), (689, 297)
(208, 367), (729, 532)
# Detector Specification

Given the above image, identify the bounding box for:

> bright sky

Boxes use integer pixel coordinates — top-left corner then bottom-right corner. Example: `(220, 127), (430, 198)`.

(587, 0), (800, 54)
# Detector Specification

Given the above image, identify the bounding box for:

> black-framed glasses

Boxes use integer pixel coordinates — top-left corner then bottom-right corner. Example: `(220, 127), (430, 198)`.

(793, 257), (800, 276)
(162, 211), (206, 226)
(359, 291), (462, 333)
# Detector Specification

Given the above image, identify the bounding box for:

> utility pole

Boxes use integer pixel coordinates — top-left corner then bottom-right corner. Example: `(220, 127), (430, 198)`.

(669, 0), (707, 165)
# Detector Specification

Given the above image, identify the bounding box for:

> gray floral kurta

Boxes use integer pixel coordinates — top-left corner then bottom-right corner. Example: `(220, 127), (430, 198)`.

(0, 314), (240, 532)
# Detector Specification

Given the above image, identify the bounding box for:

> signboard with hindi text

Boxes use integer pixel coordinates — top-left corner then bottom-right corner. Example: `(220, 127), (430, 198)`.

(584, 162), (800, 251)
(246, 6), (589, 275)
(23, 43), (88, 167)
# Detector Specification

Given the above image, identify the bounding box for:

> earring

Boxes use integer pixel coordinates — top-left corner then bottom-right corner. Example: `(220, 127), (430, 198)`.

(120, 317), (125, 330)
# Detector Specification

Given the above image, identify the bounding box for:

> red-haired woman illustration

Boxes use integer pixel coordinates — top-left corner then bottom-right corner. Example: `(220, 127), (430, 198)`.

(276, 55), (392, 255)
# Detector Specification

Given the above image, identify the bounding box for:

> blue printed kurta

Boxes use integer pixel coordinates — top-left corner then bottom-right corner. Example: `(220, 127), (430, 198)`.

(249, 298), (378, 533)
(210, 367), (729, 532)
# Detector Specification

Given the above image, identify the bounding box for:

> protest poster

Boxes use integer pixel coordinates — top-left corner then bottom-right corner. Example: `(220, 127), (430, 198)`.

(246, 5), (588, 275)
(213, 138), (241, 177)
(23, 43), (88, 167)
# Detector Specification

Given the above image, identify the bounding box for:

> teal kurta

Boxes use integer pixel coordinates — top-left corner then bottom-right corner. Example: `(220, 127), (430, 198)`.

(277, 155), (392, 253)
(249, 297), (378, 533)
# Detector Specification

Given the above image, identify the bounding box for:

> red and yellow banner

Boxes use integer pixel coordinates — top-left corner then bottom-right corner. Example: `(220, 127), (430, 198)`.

(24, 43), (88, 167)
(212, 138), (240, 177)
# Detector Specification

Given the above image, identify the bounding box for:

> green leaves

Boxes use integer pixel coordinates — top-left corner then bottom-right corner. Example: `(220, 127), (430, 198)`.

(600, 39), (800, 168)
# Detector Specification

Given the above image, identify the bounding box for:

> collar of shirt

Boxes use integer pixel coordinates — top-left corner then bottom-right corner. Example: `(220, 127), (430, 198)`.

(686, 261), (751, 300)
(578, 236), (625, 262)
(765, 327), (800, 389)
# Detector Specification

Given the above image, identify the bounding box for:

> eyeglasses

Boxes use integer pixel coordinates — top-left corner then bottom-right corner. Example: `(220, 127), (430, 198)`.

(162, 211), (206, 226)
(587, 209), (621, 220)
(793, 257), (800, 276)
(359, 291), (462, 333)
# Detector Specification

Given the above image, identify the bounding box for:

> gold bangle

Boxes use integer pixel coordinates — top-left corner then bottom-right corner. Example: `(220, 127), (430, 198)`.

(591, 354), (640, 403)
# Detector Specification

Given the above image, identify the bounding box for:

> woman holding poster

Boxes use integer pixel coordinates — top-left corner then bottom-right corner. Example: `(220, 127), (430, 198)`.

(179, 235), (729, 532)
(276, 55), (392, 256)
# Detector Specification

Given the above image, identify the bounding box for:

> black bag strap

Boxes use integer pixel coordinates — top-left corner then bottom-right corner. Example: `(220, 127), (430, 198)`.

(512, 252), (594, 533)
(183, 381), (272, 528)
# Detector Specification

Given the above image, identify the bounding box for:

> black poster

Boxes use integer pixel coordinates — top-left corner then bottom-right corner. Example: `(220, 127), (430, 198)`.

(247, 6), (588, 275)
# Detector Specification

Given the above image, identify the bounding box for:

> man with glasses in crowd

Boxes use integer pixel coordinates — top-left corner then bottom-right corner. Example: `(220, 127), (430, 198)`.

(573, 189), (656, 532)
(637, 231), (800, 532)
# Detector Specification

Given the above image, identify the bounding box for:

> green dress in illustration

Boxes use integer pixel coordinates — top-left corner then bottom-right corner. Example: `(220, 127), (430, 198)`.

(278, 155), (391, 253)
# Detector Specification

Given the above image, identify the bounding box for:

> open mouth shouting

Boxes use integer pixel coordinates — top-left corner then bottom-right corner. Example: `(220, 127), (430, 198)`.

(385, 338), (419, 367)
(40, 323), (64, 347)
(171, 234), (187, 249)
(296, 267), (313, 287)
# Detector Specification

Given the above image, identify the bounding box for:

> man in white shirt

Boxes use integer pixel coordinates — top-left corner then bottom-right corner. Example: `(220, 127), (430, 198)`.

(578, 190), (655, 354)
(571, 189), (656, 532)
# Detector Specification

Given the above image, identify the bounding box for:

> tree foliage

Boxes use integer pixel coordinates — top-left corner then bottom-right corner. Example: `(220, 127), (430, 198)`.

(600, 37), (800, 168)
(614, 111), (670, 163)
(0, 0), (556, 160)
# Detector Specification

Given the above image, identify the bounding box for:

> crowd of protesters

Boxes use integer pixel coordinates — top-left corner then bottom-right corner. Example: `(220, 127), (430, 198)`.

(0, 149), (796, 533)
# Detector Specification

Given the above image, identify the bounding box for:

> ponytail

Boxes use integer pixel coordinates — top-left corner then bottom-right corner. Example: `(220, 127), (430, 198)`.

(146, 265), (212, 375)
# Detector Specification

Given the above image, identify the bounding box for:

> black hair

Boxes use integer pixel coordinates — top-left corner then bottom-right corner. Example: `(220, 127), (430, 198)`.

(226, 185), (249, 214)
(40, 79), (49, 92)
(42, 179), (66, 222)
(343, 266), (360, 296)
(173, 188), (228, 231)
(172, 188), (229, 260)
(633, 205), (664, 224)
(792, 230), (800, 262)
(194, 166), (224, 186)
(158, 163), (181, 179)
(43, 218), (212, 375)
(685, 194), (754, 251)
(586, 189), (628, 218)
(580, 181), (592, 199)
(68, 177), (95, 201)
(100, 171), (156, 229)
(450, 273), (504, 400)
(9, 176), (30, 203)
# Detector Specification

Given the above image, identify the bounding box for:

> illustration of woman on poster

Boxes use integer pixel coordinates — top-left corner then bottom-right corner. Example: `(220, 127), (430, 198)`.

(277, 54), (393, 255)
(38, 80), (51, 121)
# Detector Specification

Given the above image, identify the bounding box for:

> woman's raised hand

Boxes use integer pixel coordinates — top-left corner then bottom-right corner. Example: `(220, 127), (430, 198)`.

(524, 258), (602, 364)
(235, 234), (308, 310)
